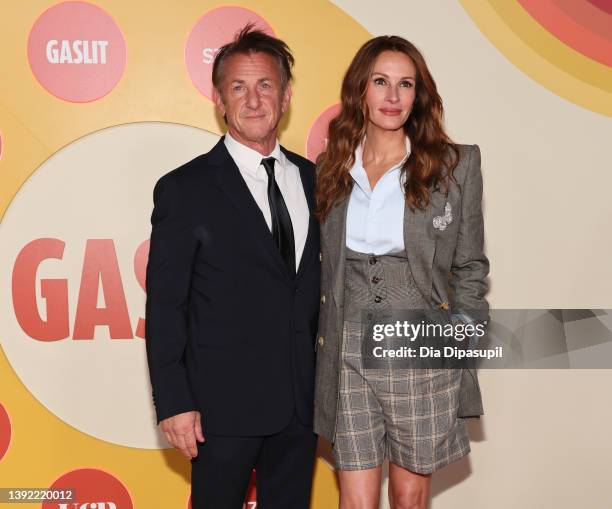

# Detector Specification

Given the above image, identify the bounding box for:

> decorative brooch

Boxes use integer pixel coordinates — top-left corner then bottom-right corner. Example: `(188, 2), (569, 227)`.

(433, 202), (453, 231)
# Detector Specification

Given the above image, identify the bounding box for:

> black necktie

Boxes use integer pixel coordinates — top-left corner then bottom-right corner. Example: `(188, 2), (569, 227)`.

(261, 157), (296, 275)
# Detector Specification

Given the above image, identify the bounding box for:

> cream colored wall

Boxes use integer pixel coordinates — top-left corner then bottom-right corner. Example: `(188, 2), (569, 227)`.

(332, 1), (612, 508)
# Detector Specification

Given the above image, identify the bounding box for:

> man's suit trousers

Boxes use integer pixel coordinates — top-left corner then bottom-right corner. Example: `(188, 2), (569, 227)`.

(190, 411), (317, 509)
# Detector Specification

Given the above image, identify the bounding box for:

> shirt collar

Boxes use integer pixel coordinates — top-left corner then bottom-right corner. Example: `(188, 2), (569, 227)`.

(351, 135), (411, 193)
(224, 132), (282, 177)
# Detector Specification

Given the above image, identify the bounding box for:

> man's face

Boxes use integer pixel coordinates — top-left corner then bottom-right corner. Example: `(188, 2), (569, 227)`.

(214, 52), (291, 150)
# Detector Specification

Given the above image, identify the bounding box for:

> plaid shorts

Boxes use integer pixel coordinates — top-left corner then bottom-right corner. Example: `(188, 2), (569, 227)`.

(333, 321), (471, 474)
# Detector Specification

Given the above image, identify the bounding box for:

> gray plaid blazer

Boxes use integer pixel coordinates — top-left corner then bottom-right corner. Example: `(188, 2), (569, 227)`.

(313, 144), (490, 443)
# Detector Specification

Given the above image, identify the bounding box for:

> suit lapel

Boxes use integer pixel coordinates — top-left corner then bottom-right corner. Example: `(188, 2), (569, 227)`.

(297, 168), (316, 279)
(281, 147), (318, 280)
(210, 139), (289, 279)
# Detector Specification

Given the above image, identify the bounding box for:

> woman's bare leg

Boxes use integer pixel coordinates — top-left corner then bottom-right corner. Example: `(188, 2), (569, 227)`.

(387, 462), (431, 509)
(337, 466), (382, 509)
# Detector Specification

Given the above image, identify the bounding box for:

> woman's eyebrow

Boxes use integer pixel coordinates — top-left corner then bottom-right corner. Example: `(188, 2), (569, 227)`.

(371, 72), (415, 80)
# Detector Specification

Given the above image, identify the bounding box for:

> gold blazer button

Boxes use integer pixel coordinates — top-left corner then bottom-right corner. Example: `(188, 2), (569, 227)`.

(439, 301), (450, 311)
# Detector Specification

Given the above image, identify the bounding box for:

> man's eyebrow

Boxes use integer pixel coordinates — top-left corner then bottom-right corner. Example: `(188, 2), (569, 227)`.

(229, 77), (274, 83)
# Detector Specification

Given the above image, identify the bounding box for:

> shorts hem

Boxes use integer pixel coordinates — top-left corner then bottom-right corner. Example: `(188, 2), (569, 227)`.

(334, 459), (385, 471)
(389, 443), (471, 475)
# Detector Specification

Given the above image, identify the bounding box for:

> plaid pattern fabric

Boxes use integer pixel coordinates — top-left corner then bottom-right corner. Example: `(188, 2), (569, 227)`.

(344, 248), (429, 322)
(333, 320), (471, 473)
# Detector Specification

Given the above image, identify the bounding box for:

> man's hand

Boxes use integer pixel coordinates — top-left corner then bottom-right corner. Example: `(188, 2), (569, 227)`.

(160, 411), (205, 459)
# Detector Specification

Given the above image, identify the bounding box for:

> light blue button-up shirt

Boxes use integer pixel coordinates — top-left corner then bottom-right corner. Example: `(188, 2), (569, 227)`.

(346, 137), (411, 255)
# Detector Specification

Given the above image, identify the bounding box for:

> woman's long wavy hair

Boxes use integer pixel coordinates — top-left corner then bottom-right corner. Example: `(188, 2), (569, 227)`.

(315, 36), (459, 220)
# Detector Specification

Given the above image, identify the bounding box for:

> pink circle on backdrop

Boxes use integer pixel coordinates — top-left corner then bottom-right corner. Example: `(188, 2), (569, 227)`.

(43, 468), (133, 508)
(27, 1), (127, 103)
(306, 103), (341, 162)
(0, 403), (11, 461)
(185, 6), (274, 100)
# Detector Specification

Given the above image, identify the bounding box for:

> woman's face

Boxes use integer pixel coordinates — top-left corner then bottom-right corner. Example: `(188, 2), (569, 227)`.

(364, 50), (416, 133)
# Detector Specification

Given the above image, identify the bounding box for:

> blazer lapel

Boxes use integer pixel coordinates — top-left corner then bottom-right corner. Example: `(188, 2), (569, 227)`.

(403, 188), (446, 304)
(210, 139), (289, 279)
(325, 196), (349, 309)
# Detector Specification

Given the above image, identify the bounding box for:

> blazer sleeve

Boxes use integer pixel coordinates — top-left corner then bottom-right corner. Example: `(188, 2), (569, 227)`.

(449, 145), (490, 321)
(145, 174), (198, 424)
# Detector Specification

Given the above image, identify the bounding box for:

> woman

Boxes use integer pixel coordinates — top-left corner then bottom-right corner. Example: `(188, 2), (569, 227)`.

(314, 36), (489, 508)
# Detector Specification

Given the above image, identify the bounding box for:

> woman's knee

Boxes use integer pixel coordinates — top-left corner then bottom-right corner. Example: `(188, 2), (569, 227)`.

(388, 464), (430, 509)
(389, 489), (427, 509)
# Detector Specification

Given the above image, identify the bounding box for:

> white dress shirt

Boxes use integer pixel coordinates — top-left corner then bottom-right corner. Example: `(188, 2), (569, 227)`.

(346, 136), (411, 255)
(224, 132), (310, 270)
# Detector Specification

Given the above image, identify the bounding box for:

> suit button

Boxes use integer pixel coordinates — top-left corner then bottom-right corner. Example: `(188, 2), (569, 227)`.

(321, 294), (326, 304)
(371, 276), (381, 284)
(318, 336), (325, 346)
(374, 295), (382, 303)
(319, 252), (322, 262)
(439, 301), (450, 310)
(369, 256), (378, 265)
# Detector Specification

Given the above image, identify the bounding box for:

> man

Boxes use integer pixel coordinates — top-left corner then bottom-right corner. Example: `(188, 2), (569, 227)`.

(145, 26), (320, 509)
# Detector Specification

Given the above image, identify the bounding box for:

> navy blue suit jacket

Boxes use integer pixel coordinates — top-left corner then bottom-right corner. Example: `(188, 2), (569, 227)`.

(145, 138), (320, 435)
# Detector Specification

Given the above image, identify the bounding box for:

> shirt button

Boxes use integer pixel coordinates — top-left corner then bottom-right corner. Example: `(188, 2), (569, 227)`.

(318, 336), (325, 346)
(369, 256), (378, 265)
(371, 276), (381, 284)
(374, 296), (382, 303)
(321, 294), (326, 304)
